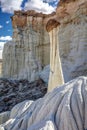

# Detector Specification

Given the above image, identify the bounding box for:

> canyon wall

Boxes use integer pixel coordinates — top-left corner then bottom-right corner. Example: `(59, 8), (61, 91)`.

(2, 0), (87, 86)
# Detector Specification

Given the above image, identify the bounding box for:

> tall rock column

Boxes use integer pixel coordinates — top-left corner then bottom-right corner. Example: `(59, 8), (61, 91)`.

(46, 20), (64, 92)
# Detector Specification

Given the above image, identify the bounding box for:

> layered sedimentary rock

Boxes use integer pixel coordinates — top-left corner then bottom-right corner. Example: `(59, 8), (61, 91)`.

(56, 0), (87, 82)
(46, 0), (87, 91)
(2, 11), (56, 81)
(2, 0), (87, 86)
(1, 0), (87, 128)
(0, 76), (87, 130)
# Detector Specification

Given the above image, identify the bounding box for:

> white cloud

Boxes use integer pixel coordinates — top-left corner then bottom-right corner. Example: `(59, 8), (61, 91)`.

(44, 0), (58, 3)
(6, 21), (10, 24)
(24, 0), (56, 14)
(0, 0), (23, 13)
(0, 25), (3, 29)
(0, 36), (12, 41)
(0, 0), (58, 14)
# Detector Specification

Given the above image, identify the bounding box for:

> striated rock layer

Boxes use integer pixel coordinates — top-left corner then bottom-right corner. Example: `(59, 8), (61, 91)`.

(56, 0), (87, 82)
(0, 76), (87, 130)
(2, 11), (56, 81)
(46, 0), (87, 91)
(2, 0), (87, 84)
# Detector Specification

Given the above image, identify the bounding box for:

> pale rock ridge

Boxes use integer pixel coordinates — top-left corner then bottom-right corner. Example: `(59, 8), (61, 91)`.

(0, 76), (87, 130)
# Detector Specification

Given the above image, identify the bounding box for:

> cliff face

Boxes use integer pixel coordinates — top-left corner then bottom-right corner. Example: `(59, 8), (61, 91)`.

(2, 11), (52, 81)
(2, 0), (87, 85)
(56, 0), (87, 82)
(45, 0), (87, 91)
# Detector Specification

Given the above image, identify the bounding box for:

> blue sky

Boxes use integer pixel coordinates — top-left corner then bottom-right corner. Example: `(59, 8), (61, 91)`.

(0, 0), (58, 58)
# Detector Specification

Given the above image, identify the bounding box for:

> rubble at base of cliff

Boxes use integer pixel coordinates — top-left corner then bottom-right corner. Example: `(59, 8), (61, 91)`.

(0, 78), (47, 113)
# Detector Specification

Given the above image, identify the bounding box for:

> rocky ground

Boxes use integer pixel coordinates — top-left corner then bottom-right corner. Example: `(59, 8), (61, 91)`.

(0, 78), (47, 113)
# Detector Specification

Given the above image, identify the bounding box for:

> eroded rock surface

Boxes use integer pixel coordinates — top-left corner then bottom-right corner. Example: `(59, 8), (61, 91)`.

(0, 76), (87, 130)
(2, 12), (52, 82)
(47, 24), (64, 92)
(2, 0), (87, 84)
(46, 0), (87, 91)
(46, 0), (87, 85)
(56, 0), (87, 82)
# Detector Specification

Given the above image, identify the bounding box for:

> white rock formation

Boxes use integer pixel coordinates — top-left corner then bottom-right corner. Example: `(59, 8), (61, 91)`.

(56, 0), (87, 82)
(46, 21), (64, 91)
(2, 0), (87, 84)
(46, 0), (87, 92)
(2, 12), (50, 82)
(0, 76), (87, 130)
